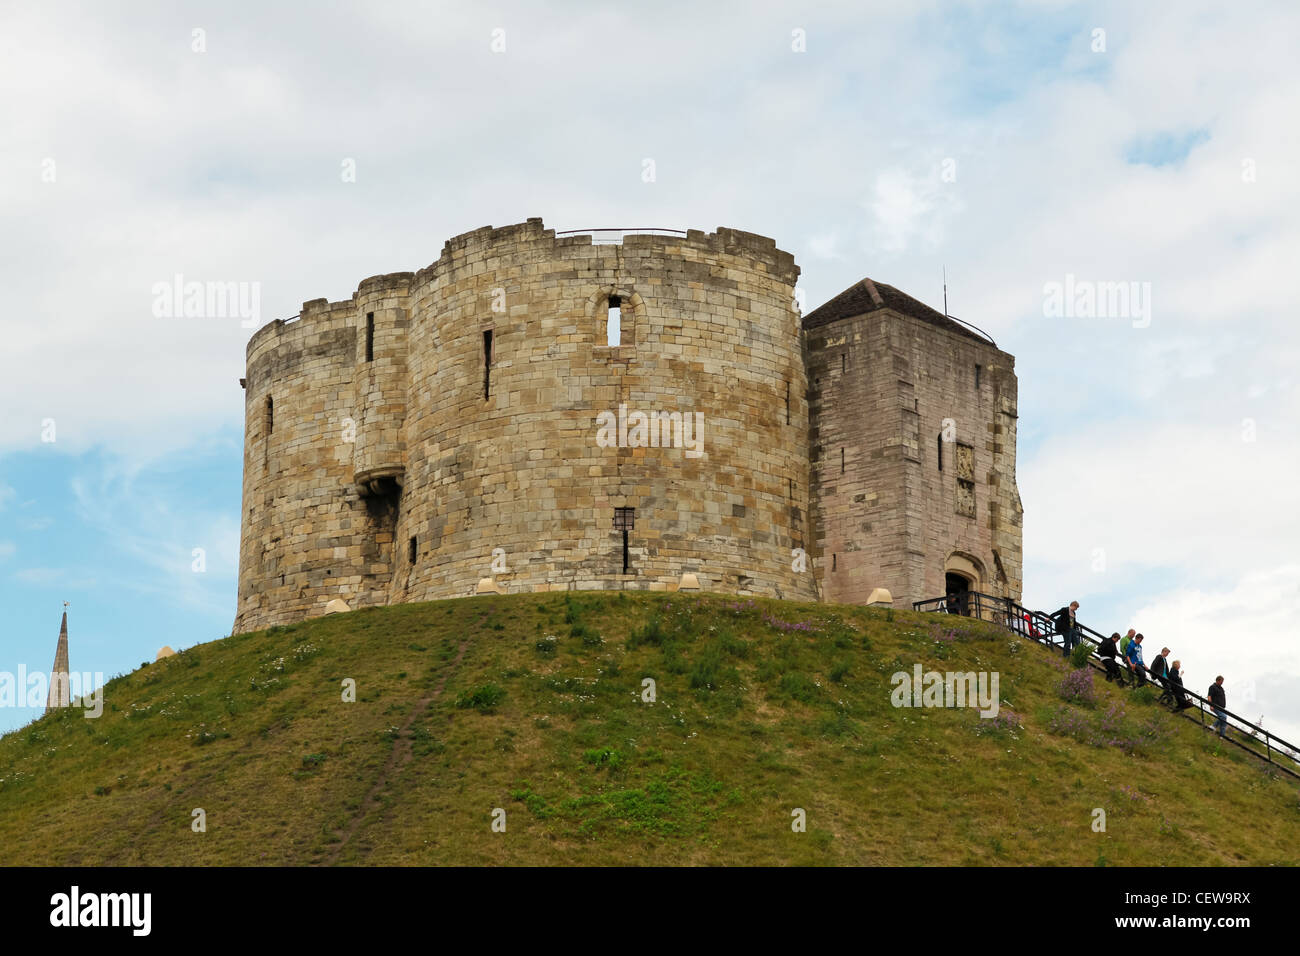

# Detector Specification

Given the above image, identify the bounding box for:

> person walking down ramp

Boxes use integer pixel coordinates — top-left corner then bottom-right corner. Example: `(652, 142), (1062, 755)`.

(1168, 661), (1192, 711)
(1125, 633), (1146, 686)
(1098, 633), (1126, 684)
(1051, 601), (1080, 659)
(1149, 647), (1172, 704)
(1208, 676), (1229, 736)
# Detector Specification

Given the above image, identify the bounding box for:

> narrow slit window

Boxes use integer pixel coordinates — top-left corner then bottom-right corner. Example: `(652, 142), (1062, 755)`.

(366, 312), (374, 362)
(975, 364), (982, 389)
(832, 553), (837, 571)
(607, 295), (621, 348)
(937, 433), (943, 471)
(614, 507), (635, 574)
(482, 329), (493, 400)
(841, 448), (845, 474)
(785, 381), (790, 424)
(408, 536), (417, 564)
(265, 396), (274, 434)
(841, 353), (846, 374)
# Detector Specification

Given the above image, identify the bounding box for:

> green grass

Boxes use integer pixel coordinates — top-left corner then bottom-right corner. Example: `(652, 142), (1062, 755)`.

(1, 592), (1297, 865)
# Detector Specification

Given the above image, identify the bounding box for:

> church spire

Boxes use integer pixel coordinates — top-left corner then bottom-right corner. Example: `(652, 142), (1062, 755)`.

(45, 603), (71, 712)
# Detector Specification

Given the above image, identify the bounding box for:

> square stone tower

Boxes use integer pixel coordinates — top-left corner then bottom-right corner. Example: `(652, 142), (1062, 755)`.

(804, 279), (1023, 607)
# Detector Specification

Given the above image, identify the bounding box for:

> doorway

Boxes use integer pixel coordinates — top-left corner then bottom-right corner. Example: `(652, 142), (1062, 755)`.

(945, 571), (972, 615)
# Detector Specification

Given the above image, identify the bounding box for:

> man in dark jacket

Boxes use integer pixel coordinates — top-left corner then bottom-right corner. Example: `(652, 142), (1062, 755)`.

(1097, 632), (1125, 684)
(1148, 647), (1172, 703)
(1208, 676), (1228, 736)
(1051, 601), (1080, 659)
(1168, 661), (1192, 711)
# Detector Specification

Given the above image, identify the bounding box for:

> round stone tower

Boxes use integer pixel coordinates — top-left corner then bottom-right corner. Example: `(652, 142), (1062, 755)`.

(233, 218), (817, 633)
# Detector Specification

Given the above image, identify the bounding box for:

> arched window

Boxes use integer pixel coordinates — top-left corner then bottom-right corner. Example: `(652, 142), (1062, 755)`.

(607, 296), (622, 347)
(590, 289), (640, 351)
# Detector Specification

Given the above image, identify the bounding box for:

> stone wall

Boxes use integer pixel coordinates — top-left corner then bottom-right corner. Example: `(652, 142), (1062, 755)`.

(233, 219), (1022, 634)
(236, 299), (398, 632)
(233, 218), (818, 633)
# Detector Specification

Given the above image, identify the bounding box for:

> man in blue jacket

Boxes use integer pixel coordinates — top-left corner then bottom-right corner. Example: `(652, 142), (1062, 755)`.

(1125, 633), (1146, 686)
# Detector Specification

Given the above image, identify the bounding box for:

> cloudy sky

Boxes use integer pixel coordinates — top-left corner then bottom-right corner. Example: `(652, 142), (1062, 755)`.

(2, 0), (1297, 741)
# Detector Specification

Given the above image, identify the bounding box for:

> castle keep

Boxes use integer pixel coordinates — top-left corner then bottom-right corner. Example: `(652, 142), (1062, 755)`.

(233, 218), (1021, 633)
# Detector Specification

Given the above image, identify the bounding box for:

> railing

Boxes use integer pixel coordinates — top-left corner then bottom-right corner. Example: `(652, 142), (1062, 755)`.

(913, 591), (1300, 779)
(942, 313), (998, 348)
(554, 227), (688, 245)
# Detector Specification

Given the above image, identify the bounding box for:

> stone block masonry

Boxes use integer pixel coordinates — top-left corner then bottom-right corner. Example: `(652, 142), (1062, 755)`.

(233, 219), (1021, 633)
(804, 278), (1022, 609)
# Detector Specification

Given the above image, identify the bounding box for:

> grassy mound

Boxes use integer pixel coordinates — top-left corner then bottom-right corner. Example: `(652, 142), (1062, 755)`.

(1, 592), (1297, 865)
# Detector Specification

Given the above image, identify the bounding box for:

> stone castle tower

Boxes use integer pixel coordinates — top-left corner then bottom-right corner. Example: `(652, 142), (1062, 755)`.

(233, 218), (1021, 633)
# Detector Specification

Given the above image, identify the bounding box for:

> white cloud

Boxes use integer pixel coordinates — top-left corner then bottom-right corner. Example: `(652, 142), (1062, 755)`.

(866, 165), (961, 255)
(806, 233), (842, 260)
(1022, 412), (1298, 587)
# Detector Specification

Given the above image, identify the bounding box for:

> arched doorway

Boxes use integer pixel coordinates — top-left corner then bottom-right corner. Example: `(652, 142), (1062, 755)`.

(943, 553), (984, 616)
(945, 571), (972, 615)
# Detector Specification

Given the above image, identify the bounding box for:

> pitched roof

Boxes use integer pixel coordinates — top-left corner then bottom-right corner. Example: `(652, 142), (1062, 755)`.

(802, 277), (995, 346)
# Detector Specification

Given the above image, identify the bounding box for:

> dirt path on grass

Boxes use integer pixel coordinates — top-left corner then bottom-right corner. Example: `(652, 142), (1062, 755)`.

(321, 640), (469, 865)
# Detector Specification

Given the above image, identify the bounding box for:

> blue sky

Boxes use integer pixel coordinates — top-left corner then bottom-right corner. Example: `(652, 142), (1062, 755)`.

(2, 0), (1298, 741)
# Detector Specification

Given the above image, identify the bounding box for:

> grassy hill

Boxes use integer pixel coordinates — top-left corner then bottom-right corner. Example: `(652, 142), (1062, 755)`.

(2, 592), (1297, 866)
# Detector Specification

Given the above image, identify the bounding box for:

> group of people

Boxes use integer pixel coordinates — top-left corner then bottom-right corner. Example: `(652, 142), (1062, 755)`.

(1050, 601), (1231, 738)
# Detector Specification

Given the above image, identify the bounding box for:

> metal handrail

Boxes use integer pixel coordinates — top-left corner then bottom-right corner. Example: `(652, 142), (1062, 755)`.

(913, 591), (1300, 778)
(942, 312), (998, 348)
(554, 227), (688, 245)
